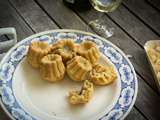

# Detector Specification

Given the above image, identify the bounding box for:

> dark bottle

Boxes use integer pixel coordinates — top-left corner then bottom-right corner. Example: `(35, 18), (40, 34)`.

(63, 0), (91, 11)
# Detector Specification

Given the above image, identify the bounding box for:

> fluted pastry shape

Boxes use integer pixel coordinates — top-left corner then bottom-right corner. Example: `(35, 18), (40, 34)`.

(51, 39), (77, 63)
(66, 56), (92, 82)
(77, 41), (100, 65)
(68, 80), (94, 104)
(27, 41), (51, 68)
(40, 54), (65, 82)
(89, 63), (117, 85)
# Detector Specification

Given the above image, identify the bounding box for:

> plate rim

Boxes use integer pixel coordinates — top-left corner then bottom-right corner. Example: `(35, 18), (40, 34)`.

(0, 29), (138, 120)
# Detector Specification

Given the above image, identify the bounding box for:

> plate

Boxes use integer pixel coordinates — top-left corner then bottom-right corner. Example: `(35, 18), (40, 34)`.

(0, 29), (138, 120)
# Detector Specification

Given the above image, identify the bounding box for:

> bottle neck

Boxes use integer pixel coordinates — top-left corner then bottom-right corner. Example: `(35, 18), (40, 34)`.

(63, 0), (92, 11)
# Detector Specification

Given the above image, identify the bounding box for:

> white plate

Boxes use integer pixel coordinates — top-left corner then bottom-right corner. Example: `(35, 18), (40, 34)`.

(0, 29), (138, 120)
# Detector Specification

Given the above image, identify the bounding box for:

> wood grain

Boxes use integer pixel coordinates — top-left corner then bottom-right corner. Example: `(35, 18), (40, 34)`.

(75, 8), (158, 91)
(123, 0), (160, 35)
(147, 0), (160, 11)
(12, 0), (155, 92)
(73, 7), (160, 120)
(31, 0), (160, 119)
(35, 0), (89, 31)
(0, 0), (33, 41)
(125, 107), (146, 120)
(0, 0), (159, 119)
(9, 0), (58, 32)
(32, 0), (158, 91)
(0, 106), (10, 120)
(107, 5), (159, 46)
(0, 1), (36, 119)
(106, 5), (160, 91)
(136, 75), (160, 120)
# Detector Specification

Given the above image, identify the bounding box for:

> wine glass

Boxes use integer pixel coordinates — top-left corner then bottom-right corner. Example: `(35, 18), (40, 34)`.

(88, 0), (123, 38)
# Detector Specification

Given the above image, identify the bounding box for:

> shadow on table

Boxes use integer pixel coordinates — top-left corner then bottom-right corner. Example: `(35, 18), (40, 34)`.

(0, 105), (10, 120)
(63, 0), (92, 12)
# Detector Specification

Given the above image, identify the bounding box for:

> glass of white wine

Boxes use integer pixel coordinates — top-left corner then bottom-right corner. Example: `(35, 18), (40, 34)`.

(89, 0), (123, 38)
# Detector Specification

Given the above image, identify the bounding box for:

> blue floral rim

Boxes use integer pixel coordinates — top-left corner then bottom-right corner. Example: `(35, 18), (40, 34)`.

(0, 29), (138, 120)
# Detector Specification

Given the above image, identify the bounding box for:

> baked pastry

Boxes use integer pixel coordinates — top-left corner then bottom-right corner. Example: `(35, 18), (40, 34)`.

(68, 80), (94, 104)
(51, 39), (77, 63)
(147, 46), (160, 80)
(147, 48), (158, 64)
(77, 41), (100, 65)
(89, 63), (117, 85)
(66, 56), (92, 82)
(40, 54), (65, 82)
(27, 41), (51, 68)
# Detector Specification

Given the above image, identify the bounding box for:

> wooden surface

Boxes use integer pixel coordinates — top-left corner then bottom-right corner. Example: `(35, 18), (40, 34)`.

(0, 0), (160, 119)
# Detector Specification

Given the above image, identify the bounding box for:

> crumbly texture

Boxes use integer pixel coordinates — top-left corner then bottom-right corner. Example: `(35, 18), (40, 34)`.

(77, 41), (100, 65)
(27, 41), (51, 68)
(89, 64), (117, 85)
(26, 39), (116, 105)
(40, 54), (65, 82)
(66, 56), (92, 81)
(68, 80), (94, 104)
(147, 46), (160, 81)
(51, 39), (77, 63)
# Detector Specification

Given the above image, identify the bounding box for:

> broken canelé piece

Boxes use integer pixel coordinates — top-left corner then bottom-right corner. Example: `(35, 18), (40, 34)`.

(89, 63), (117, 85)
(40, 54), (65, 82)
(51, 39), (77, 63)
(77, 41), (100, 65)
(66, 56), (92, 82)
(27, 41), (51, 68)
(68, 80), (94, 104)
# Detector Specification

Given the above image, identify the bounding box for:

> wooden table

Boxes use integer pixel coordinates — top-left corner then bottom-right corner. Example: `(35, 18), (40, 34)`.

(0, 0), (160, 119)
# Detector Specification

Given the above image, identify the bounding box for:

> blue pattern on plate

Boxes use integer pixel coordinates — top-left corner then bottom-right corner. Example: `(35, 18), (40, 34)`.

(0, 31), (137, 120)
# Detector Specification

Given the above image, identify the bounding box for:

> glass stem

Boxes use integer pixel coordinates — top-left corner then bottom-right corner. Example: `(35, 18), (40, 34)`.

(87, 12), (114, 38)
(86, 12), (104, 32)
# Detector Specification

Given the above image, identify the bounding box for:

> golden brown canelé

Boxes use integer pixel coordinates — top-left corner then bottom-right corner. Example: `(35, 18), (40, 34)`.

(77, 41), (100, 65)
(68, 80), (94, 104)
(66, 56), (92, 82)
(27, 41), (51, 68)
(89, 63), (117, 85)
(51, 39), (77, 63)
(40, 54), (65, 82)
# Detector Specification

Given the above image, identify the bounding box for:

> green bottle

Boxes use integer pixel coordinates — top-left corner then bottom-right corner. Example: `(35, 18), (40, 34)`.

(63, 0), (91, 11)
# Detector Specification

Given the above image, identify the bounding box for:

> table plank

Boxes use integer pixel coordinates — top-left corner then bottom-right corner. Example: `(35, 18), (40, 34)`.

(147, 0), (160, 11)
(136, 75), (160, 120)
(123, 0), (160, 35)
(106, 5), (160, 91)
(0, 0), (157, 119)
(0, 106), (10, 120)
(35, 0), (89, 31)
(107, 5), (159, 46)
(6, 0), (147, 119)
(31, 0), (158, 118)
(0, 0), (33, 40)
(9, 0), (58, 32)
(75, 8), (158, 91)
(125, 107), (146, 120)
(0, 0), (36, 119)
(1, 0), (143, 119)
(34, 0), (158, 91)
(73, 8), (160, 120)
(13, 0), (158, 93)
